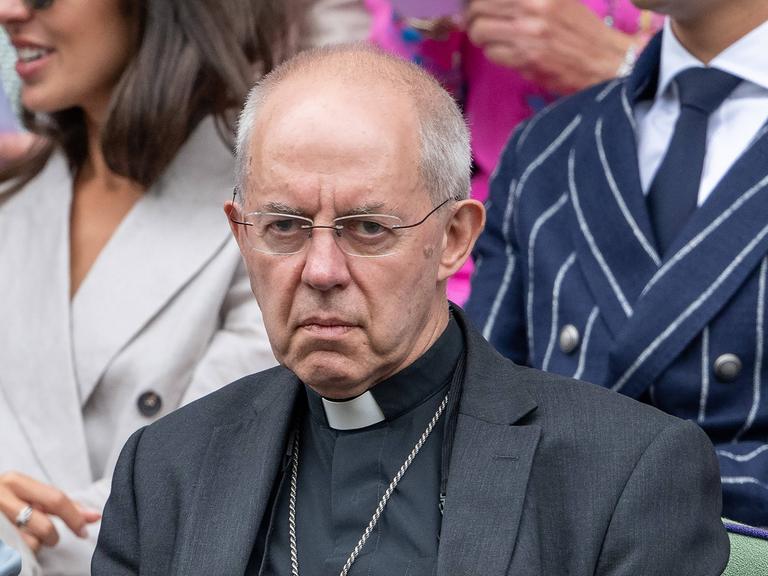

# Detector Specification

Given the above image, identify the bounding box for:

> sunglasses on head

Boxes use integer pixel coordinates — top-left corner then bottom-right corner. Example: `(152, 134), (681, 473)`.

(23, 0), (54, 9)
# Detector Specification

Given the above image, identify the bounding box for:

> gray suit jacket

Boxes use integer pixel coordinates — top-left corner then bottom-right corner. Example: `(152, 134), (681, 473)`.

(93, 310), (729, 575)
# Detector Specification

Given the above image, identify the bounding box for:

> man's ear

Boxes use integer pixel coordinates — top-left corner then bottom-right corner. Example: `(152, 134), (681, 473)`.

(438, 199), (486, 282)
(224, 200), (247, 250)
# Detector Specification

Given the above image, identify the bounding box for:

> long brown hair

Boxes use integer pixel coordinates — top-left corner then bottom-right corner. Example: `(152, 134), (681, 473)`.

(1, 0), (296, 191)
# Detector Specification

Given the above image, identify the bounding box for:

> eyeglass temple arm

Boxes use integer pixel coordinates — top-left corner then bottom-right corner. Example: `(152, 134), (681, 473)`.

(390, 197), (454, 230)
(229, 188), (253, 226)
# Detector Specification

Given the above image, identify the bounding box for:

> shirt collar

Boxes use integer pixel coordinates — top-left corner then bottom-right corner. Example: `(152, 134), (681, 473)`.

(657, 18), (768, 100)
(305, 315), (464, 430)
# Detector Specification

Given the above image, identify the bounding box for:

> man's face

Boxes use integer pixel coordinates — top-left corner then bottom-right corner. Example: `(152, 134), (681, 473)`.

(629, 0), (718, 19)
(232, 79), (452, 399)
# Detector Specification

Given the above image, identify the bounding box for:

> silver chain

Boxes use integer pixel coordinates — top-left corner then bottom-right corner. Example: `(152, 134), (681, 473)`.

(289, 429), (301, 576)
(289, 392), (450, 576)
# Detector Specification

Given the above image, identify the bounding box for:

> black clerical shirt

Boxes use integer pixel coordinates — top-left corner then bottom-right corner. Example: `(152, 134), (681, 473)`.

(250, 317), (464, 576)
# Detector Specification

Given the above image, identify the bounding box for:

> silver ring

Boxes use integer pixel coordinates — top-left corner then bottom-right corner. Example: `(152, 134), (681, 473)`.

(14, 505), (33, 529)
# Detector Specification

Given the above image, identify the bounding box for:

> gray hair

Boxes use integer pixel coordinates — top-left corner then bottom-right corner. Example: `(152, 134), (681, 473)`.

(234, 44), (471, 205)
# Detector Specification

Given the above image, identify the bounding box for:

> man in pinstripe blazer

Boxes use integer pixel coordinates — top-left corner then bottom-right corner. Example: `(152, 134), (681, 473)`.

(467, 0), (768, 526)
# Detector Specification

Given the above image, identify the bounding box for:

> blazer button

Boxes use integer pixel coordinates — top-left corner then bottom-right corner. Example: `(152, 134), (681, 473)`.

(559, 324), (580, 355)
(137, 391), (162, 417)
(714, 354), (742, 383)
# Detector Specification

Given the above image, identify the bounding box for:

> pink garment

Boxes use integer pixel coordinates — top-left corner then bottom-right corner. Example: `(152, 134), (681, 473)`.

(366, 0), (662, 304)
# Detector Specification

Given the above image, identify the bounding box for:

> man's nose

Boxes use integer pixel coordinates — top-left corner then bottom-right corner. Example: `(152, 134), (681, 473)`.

(300, 229), (352, 292)
(0, 0), (32, 24)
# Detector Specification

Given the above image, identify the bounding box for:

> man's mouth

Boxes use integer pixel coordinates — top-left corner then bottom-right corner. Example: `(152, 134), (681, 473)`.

(299, 317), (357, 337)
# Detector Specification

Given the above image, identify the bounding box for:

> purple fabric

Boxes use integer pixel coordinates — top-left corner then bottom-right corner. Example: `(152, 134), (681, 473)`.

(390, 0), (463, 19)
(724, 521), (768, 540)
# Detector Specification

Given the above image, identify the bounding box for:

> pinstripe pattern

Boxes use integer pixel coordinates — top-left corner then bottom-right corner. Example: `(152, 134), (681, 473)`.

(595, 117), (660, 266)
(502, 180), (516, 240)
(473, 254), (484, 282)
(743, 122), (768, 156)
(541, 252), (577, 371)
(516, 99), (565, 153)
(516, 117), (539, 154)
(513, 116), (582, 216)
(466, 35), (768, 524)
(699, 327), (710, 424)
(734, 257), (767, 441)
(482, 249), (515, 342)
(482, 178), (519, 340)
(718, 445), (768, 462)
(526, 195), (569, 361)
(568, 150), (634, 318)
(721, 476), (768, 492)
(620, 85), (638, 133)
(641, 174), (768, 298)
(574, 307), (600, 380)
(490, 131), (517, 186)
(596, 79), (621, 102)
(614, 222), (768, 392)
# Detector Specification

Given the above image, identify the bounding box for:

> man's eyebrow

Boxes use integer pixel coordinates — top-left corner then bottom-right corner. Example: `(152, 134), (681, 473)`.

(259, 202), (306, 216)
(256, 201), (392, 217)
(337, 202), (389, 216)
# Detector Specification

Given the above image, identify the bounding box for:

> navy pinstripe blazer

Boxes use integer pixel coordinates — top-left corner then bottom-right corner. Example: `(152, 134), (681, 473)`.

(466, 33), (768, 526)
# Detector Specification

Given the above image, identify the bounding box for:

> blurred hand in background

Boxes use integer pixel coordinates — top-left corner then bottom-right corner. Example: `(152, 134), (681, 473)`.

(466, 0), (644, 93)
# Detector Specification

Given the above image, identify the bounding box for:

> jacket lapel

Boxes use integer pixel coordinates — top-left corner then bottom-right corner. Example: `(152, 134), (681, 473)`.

(71, 119), (235, 404)
(0, 154), (92, 489)
(608, 122), (768, 397)
(568, 35), (662, 339)
(172, 372), (301, 575)
(438, 313), (540, 576)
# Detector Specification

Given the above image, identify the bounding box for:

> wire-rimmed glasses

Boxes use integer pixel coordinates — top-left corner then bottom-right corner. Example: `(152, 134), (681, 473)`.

(229, 192), (455, 258)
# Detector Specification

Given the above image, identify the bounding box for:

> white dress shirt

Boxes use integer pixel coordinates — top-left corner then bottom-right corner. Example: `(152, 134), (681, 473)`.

(635, 19), (768, 205)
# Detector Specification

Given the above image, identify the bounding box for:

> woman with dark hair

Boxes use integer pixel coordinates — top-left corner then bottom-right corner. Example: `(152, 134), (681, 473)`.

(0, 0), (293, 573)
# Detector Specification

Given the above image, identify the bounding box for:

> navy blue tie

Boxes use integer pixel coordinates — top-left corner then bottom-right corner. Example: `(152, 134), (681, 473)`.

(647, 67), (742, 254)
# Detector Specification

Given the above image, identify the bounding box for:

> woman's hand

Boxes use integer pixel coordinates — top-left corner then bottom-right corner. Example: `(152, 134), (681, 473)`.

(466, 0), (642, 94)
(0, 472), (101, 552)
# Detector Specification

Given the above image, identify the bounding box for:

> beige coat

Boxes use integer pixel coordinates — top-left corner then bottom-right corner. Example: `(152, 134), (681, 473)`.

(0, 119), (275, 575)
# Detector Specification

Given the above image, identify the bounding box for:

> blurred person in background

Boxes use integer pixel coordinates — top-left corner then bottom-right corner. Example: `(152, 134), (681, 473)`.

(367, 0), (662, 304)
(301, 0), (371, 49)
(0, 0), (300, 573)
(0, 0), (371, 166)
(467, 0), (768, 526)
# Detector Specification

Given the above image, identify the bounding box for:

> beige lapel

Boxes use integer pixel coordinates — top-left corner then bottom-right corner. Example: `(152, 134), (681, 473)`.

(0, 154), (92, 489)
(71, 118), (235, 406)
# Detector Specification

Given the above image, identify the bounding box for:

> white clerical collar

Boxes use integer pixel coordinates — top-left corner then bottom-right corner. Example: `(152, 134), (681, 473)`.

(322, 390), (385, 430)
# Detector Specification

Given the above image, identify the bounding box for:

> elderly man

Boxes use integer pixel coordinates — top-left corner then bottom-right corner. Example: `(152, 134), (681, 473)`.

(92, 46), (728, 575)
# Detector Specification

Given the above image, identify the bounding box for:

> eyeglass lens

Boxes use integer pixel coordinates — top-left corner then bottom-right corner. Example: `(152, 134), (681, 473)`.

(239, 212), (404, 257)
